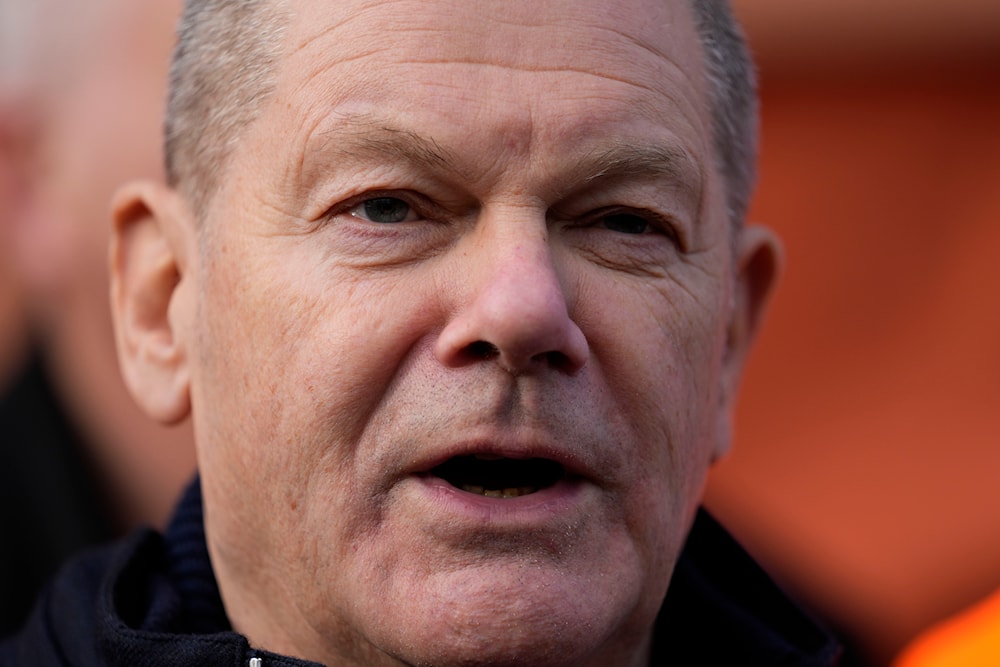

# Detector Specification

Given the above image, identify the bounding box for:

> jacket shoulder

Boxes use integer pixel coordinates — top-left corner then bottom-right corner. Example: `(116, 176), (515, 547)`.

(0, 530), (159, 667)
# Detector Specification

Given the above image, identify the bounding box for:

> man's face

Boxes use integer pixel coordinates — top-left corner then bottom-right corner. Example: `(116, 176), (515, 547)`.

(176, 0), (751, 664)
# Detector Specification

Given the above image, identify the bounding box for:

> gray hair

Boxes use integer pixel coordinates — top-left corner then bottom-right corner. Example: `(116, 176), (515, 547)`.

(165, 0), (288, 216)
(687, 0), (759, 228)
(165, 0), (757, 226)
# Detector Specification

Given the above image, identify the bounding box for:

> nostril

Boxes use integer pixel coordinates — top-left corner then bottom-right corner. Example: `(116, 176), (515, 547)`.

(466, 340), (499, 360)
(460, 342), (583, 375)
(541, 350), (579, 375)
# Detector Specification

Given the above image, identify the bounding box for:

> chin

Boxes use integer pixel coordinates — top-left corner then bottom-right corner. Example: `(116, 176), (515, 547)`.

(366, 566), (653, 667)
(391, 626), (621, 667)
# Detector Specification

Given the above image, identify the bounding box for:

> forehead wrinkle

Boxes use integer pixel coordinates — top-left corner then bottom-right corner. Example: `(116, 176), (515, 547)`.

(401, 58), (665, 100)
(285, 0), (393, 59)
(282, 0), (697, 102)
(599, 24), (706, 106)
(386, 55), (705, 139)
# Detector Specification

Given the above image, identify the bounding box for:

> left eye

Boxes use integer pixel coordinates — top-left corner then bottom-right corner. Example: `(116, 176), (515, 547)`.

(350, 197), (418, 224)
(601, 212), (649, 235)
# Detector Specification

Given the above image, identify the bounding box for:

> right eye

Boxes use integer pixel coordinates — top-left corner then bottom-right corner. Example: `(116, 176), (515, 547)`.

(349, 197), (419, 224)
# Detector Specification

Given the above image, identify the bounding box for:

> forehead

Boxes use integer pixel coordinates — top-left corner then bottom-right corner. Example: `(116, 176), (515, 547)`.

(282, 0), (705, 73)
(280, 0), (706, 121)
(234, 0), (715, 205)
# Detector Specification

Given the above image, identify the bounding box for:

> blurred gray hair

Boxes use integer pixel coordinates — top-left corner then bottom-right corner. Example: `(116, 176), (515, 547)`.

(165, 0), (757, 226)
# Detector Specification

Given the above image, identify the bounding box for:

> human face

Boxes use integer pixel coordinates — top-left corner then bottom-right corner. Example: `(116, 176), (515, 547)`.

(183, 0), (740, 664)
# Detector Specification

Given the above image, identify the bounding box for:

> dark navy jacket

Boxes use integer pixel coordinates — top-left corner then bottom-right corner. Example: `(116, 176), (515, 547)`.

(1, 479), (840, 666)
(0, 356), (114, 636)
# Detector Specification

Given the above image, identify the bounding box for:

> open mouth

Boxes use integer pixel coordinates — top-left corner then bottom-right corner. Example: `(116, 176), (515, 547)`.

(431, 455), (566, 499)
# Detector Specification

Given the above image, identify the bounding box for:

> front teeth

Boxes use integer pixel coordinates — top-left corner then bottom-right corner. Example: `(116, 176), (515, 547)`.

(460, 485), (538, 498)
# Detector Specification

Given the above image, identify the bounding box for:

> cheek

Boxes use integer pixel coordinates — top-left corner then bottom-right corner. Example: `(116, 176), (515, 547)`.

(575, 265), (728, 527)
(584, 272), (727, 425)
(189, 239), (444, 543)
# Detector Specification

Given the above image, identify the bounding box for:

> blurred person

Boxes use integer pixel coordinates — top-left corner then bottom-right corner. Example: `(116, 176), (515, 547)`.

(0, 0), (194, 636)
(0, 1), (28, 384)
(1, 0), (841, 664)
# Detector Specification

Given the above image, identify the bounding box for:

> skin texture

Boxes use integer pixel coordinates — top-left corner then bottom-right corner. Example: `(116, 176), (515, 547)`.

(111, 0), (779, 664)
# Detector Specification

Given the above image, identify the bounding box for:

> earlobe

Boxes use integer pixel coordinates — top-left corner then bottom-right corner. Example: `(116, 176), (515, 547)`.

(109, 181), (195, 425)
(713, 224), (783, 461)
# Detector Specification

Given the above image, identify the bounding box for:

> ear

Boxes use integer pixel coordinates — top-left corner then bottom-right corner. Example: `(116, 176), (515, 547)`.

(712, 224), (783, 461)
(109, 181), (196, 424)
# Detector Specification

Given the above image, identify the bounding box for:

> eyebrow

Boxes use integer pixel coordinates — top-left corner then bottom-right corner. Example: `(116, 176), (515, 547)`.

(313, 115), (461, 176)
(578, 144), (700, 188)
(309, 114), (701, 196)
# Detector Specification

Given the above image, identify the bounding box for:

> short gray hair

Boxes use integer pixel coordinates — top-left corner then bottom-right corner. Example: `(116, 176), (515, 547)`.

(165, 0), (288, 216)
(165, 0), (757, 226)
(687, 0), (759, 228)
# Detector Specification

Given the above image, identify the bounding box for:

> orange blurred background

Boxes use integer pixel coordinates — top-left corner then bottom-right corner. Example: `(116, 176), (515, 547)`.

(708, 1), (1000, 664)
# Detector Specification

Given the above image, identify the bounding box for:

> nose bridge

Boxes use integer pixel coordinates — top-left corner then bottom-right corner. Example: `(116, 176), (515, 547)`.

(434, 207), (588, 374)
(484, 222), (562, 320)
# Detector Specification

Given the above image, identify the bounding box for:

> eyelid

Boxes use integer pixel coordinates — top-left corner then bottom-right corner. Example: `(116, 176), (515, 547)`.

(588, 206), (684, 249)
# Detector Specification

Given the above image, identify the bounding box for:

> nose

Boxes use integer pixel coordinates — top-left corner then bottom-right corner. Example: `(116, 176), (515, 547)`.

(434, 227), (589, 376)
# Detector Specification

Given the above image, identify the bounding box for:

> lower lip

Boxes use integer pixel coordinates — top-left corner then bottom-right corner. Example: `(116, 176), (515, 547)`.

(410, 474), (589, 524)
